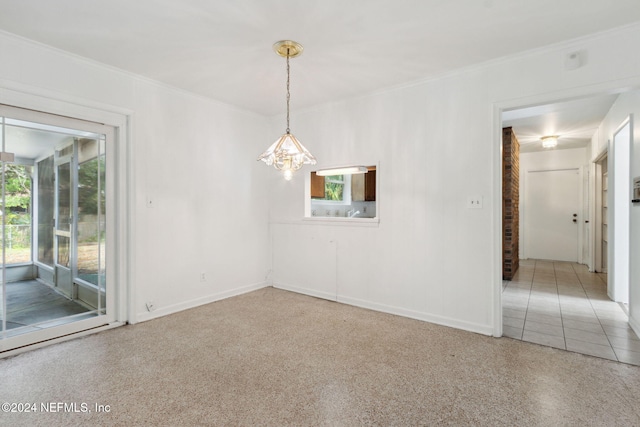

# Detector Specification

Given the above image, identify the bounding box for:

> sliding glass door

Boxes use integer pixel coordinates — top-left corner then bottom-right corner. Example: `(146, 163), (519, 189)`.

(0, 105), (114, 351)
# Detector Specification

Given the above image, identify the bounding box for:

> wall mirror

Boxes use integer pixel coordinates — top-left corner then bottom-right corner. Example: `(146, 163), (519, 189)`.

(307, 165), (377, 219)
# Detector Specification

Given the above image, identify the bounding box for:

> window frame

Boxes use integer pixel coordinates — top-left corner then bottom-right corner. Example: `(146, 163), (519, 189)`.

(310, 174), (352, 206)
(304, 163), (380, 224)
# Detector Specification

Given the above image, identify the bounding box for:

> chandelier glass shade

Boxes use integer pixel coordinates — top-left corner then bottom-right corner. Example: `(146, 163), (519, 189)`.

(259, 132), (316, 175)
(258, 40), (316, 180)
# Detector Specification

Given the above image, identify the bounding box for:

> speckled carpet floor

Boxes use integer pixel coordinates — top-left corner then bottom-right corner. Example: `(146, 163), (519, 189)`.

(1, 287), (640, 426)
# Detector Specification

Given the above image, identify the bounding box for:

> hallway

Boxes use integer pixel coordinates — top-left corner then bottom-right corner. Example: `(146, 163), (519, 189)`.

(502, 259), (640, 365)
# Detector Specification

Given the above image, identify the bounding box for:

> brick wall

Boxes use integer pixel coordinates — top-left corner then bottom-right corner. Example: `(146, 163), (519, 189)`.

(502, 127), (519, 280)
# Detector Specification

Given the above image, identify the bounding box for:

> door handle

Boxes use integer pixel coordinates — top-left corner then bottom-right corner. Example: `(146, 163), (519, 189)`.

(573, 219), (577, 223)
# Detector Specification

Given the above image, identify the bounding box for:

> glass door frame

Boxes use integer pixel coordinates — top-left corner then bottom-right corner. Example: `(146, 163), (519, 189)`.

(0, 101), (126, 355)
(53, 145), (74, 299)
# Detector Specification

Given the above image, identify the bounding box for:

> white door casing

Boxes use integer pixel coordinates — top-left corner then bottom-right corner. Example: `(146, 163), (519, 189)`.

(609, 118), (631, 303)
(0, 95), (129, 356)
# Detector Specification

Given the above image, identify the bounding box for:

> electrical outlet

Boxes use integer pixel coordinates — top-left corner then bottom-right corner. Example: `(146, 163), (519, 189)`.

(146, 301), (156, 312)
(200, 272), (206, 282)
(467, 196), (483, 209)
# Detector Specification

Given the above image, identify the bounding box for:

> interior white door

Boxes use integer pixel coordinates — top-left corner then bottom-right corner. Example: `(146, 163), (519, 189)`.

(525, 169), (580, 262)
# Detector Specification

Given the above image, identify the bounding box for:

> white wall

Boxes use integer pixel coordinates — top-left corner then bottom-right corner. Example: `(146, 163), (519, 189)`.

(518, 147), (589, 260)
(2, 22), (640, 337)
(269, 70), (496, 332)
(591, 90), (640, 334)
(131, 81), (272, 321)
(0, 31), (272, 323)
(269, 24), (640, 335)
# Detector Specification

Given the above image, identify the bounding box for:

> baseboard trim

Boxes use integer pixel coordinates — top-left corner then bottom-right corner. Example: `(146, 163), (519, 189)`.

(338, 295), (493, 336)
(273, 282), (337, 302)
(273, 282), (492, 336)
(135, 281), (269, 323)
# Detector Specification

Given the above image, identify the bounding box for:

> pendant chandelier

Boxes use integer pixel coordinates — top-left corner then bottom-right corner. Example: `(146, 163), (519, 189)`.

(258, 40), (316, 180)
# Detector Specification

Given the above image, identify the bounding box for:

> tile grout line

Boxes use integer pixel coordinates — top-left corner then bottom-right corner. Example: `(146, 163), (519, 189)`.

(505, 261), (638, 364)
(573, 262), (620, 362)
(554, 261), (567, 350)
(520, 261), (535, 341)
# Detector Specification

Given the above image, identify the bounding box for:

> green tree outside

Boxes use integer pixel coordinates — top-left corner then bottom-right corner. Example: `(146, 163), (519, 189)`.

(3, 164), (32, 225)
(324, 175), (344, 201)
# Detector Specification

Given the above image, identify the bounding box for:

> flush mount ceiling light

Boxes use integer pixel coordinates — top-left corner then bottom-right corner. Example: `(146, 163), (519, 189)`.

(541, 135), (559, 148)
(258, 40), (316, 181)
(316, 166), (368, 176)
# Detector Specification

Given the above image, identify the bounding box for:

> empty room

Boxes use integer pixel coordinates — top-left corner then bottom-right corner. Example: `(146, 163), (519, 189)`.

(1, 1), (640, 425)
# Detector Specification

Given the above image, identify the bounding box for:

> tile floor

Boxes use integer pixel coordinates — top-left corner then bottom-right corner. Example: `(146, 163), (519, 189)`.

(1, 279), (90, 337)
(503, 259), (640, 365)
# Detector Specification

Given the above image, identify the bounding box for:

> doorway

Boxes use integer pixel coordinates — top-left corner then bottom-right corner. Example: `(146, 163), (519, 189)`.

(497, 92), (638, 362)
(594, 155), (608, 274)
(1, 104), (114, 352)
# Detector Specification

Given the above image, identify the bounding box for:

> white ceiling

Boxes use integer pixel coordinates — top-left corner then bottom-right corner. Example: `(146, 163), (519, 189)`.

(502, 93), (621, 153)
(5, 119), (102, 160)
(1, 0), (640, 117)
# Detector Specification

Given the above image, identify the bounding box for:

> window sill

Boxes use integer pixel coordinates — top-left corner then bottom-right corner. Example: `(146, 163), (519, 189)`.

(302, 216), (380, 227)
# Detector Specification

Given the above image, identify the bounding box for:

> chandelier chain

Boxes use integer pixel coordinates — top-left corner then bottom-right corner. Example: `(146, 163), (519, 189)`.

(258, 41), (316, 177)
(286, 48), (290, 134)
